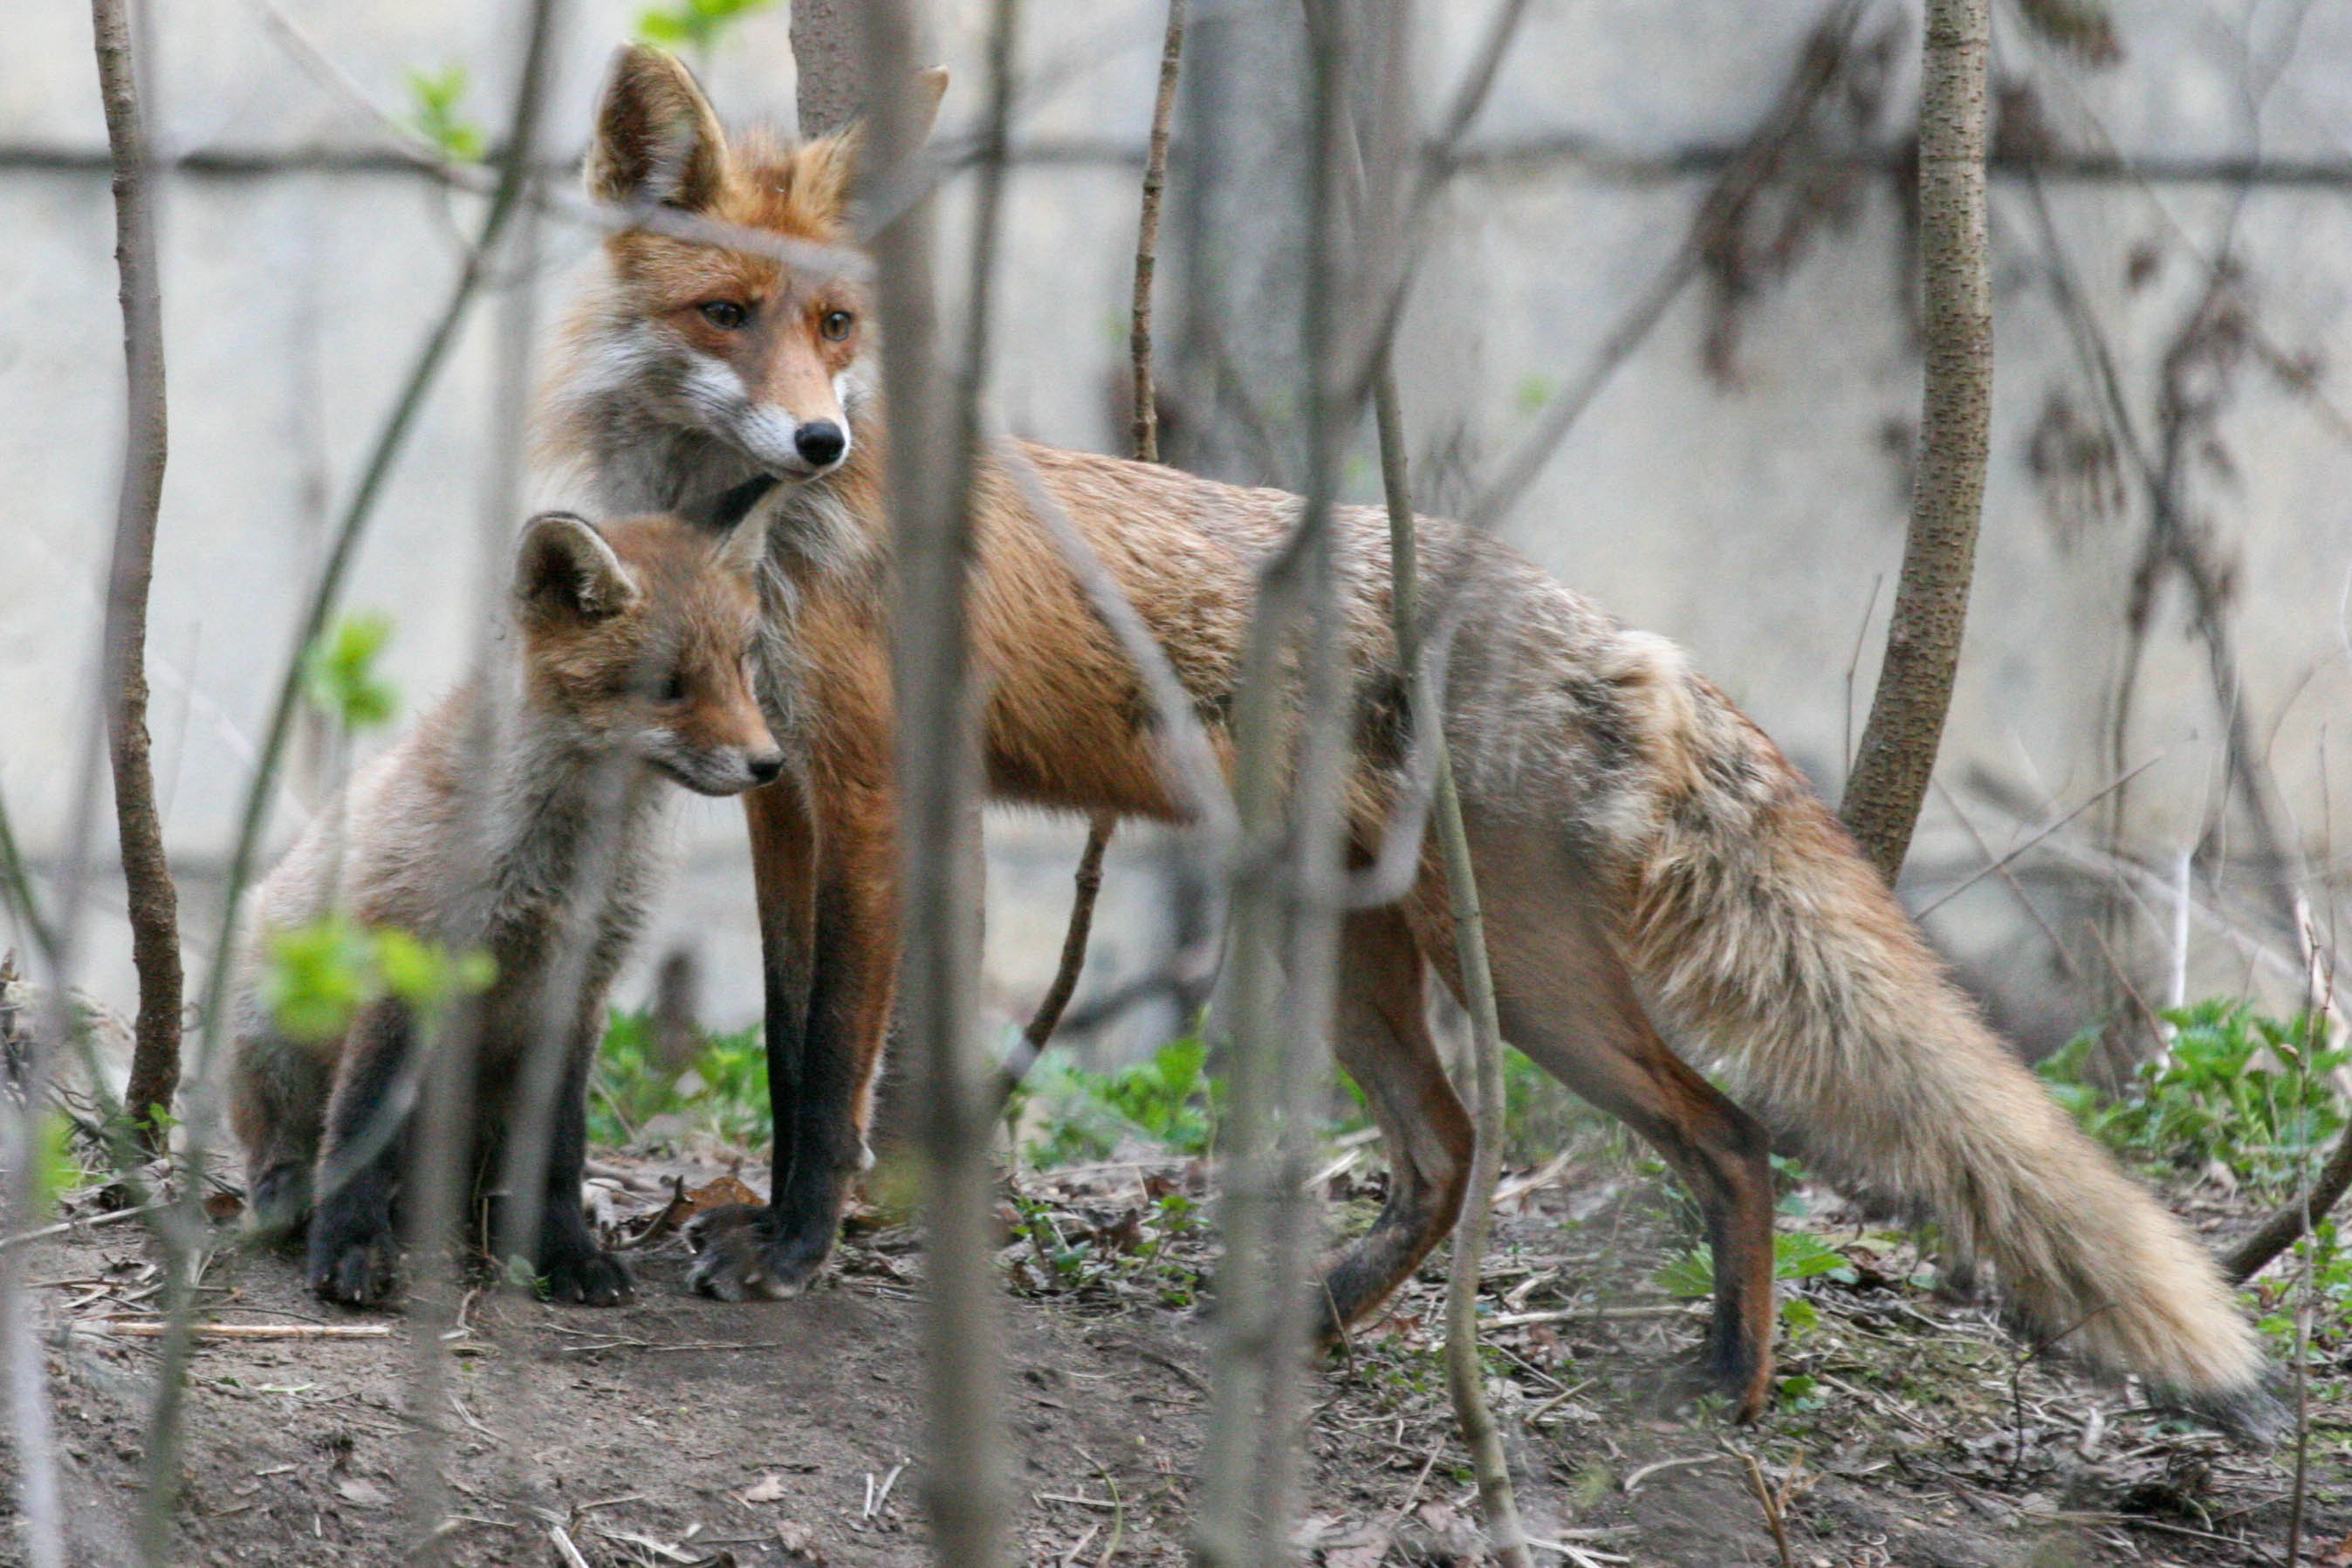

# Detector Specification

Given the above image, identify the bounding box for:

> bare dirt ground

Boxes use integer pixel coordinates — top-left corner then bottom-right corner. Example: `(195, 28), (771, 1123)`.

(1, 1134), (2343, 1568)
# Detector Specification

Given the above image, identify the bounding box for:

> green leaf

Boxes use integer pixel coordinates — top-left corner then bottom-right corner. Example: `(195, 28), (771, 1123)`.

(634, 0), (778, 50)
(263, 916), (376, 1042)
(405, 65), (485, 164)
(302, 613), (399, 732)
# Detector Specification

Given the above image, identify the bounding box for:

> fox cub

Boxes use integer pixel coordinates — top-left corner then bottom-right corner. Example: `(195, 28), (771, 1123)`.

(229, 483), (781, 1306)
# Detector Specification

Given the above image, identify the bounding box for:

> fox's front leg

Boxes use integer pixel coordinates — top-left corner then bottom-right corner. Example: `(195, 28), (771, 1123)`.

(308, 998), (419, 1305)
(690, 778), (897, 1301)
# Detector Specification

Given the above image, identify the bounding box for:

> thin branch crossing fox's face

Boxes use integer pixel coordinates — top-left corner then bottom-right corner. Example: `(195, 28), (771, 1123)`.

(515, 512), (785, 797)
(576, 45), (942, 486)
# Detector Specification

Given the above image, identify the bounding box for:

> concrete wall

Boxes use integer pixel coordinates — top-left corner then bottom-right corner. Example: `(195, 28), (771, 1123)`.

(5, 0), (2349, 1072)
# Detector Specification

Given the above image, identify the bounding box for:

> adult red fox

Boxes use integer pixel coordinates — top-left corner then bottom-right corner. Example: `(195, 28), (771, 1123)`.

(230, 490), (784, 1306)
(538, 44), (2273, 1429)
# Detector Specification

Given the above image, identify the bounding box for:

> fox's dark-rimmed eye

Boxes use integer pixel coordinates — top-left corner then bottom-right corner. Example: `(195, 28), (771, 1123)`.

(819, 309), (854, 342)
(699, 300), (751, 330)
(658, 671), (689, 703)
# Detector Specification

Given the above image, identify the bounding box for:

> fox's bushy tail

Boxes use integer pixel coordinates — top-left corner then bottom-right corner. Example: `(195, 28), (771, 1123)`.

(1607, 653), (2273, 1432)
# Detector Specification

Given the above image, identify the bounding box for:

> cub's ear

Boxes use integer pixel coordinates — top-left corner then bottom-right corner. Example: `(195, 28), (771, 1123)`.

(586, 44), (727, 211)
(516, 513), (639, 620)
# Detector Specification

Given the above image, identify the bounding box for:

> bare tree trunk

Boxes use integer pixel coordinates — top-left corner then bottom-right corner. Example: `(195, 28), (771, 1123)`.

(861, 0), (1012, 1562)
(793, 0), (861, 139)
(92, 0), (184, 1151)
(1838, 0), (1992, 883)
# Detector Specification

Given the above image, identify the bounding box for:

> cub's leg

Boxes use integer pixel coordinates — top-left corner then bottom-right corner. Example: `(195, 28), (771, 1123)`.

(307, 997), (419, 1305)
(229, 1024), (330, 1239)
(530, 1023), (631, 1305)
(1317, 904), (1475, 1334)
(1470, 820), (1778, 1421)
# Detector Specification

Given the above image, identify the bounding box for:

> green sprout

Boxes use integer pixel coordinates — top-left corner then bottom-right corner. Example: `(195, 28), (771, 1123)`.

(636, 0), (778, 51)
(263, 914), (495, 1044)
(302, 612), (400, 733)
(405, 65), (485, 164)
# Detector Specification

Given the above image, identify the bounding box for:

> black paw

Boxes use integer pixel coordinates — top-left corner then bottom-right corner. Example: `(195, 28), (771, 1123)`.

(539, 1241), (633, 1307)
(309, 1227), (399, 1305)
(683, 1203), (833, 1302)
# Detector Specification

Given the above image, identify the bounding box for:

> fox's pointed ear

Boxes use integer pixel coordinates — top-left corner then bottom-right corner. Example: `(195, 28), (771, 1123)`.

(912, 66), (949, 140)
(516, 513), (639, 620)
(586, 44), (727, 212)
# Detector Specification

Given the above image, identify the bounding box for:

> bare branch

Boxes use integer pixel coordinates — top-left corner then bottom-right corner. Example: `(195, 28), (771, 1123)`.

(1839, 0), (1994, 880)
(1128, 0), (1185, 466)
(93, 0), (183, 1153)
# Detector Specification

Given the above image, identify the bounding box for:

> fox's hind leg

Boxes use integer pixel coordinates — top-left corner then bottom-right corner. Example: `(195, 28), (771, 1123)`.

(1317, 905), (1477, 1336)
(1467, 819), (1779, 1421)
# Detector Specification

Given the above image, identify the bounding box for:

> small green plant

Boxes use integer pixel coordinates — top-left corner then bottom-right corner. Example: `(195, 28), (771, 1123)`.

(31, 1110), (91, 1220)
(1004, 1187), (1210, 1310)
(262, 916), (495, 1044)
(503, 1253), (551, 1298)
(636, 0), (778, 51)
(1656, 1229), (1857, 1329)
(2040, 1001), (2347, 1193)
(1016, 1034), (1224, 1167)
(589, 1009), (768, 1148)
(302, 612), (400, 732)
(404, 66), (485, 164)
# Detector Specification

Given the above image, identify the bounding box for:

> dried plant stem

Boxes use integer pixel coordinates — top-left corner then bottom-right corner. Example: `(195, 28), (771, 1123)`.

(861, 0), (1016, 1561)
(1375, 364), (1533, 1567)
(91, 0), (183, 1148)
(1839, 0), (1992, 882)
(1738, 1452), (1796, 1568)
(0, 787), (58, 965)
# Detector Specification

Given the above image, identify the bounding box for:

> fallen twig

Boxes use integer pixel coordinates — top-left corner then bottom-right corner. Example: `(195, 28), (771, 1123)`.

(1738, 1450), (1797, 1568)
(94, 1320), (391, 1340)
(0, 1200), (168, 1250)
(1621, 1454), (1728, 1494)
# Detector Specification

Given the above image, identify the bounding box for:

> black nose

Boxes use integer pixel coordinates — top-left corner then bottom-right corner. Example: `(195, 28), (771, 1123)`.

(794, 421), (847, 467)
(748, 751), (786, 785)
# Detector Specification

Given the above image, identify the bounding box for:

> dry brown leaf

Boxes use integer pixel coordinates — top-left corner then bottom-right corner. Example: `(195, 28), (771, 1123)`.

(682, 1174), (763, 1216)
(775, 1520), (826, 1563)
(333, 1476), (392, 1509)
